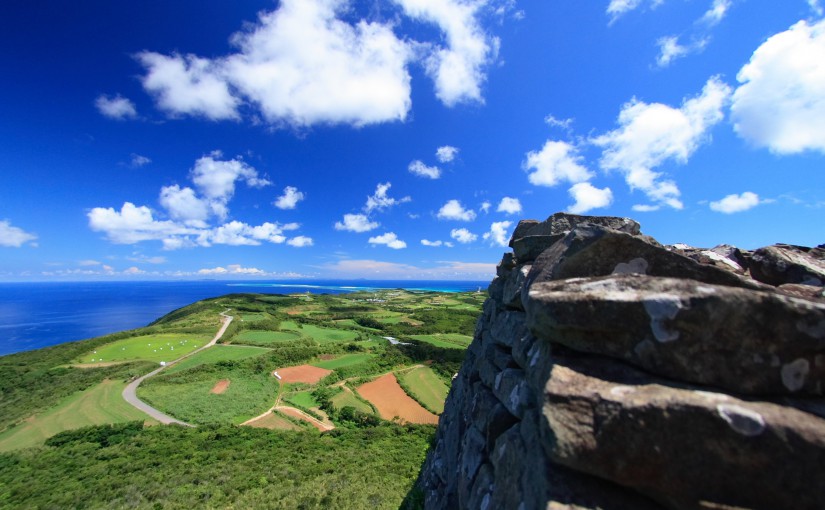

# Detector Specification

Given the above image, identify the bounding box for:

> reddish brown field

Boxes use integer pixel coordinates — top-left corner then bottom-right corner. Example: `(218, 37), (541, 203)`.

(275, 365), (332, 384)
(210, 379), (230, 394)
(357, 373), (439, 425)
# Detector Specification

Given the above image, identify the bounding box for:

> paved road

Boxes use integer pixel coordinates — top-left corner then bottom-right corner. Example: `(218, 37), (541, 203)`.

(122, 311), (234, 426)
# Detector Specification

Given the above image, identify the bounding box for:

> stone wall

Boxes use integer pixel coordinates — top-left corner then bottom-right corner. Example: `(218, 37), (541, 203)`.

(417, 213), (825, 510)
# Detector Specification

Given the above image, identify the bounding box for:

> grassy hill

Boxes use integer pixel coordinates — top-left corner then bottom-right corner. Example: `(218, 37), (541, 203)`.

(0, 289), (484, 508)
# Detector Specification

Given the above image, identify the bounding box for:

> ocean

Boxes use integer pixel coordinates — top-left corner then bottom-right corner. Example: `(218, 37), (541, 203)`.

(0, 280), (488, 356)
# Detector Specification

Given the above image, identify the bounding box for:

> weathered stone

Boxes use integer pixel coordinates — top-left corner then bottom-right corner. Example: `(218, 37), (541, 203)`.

(488, 275), (504, 302)
(503, 264), (531, 310)
(490, 424), (526, 508)
(777, 283), (825, 302)
(457, 425), (487, 503)
(522, 212), (641, 238)
(509, 219), (540, 247)
(750, 244), (825, 287)
(512, 234), (565, 263)
(489, 308), (528, 349)
(540, 351), (825, 510)
(467, 463), (494, 510)
(497, 252), (516, 277)
(525, 225), (764, 296)
(670, 244), (749, 274)
(526, 274), (825, 395)
(493, 368), (533, 419)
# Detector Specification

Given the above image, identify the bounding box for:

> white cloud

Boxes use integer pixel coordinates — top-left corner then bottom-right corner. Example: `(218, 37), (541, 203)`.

(364, 182), (411, 212)
(199, 264), (266, 275)
(95, 94), (138, 120)
(421, 239), (444, 247)
(287, 235), (314, 247)
(632, 204), (661, 212)
(482, 220), (512, 247)
(159, 185), (210, 227)
(392, 0), (496, 105)
(206, 221), (294, 246)
(78, 260), (101, 266)
(524, 140), (593, 187)
(274, 186), (305, 210)
(607, 0), (663, 23)
(368, 232), (407, 249)
(408, 160), (442, 179)
(450, 227), (478, 244)
(567, 183), (614, 214)
(137, 52), (240, 121)
(709, 191), (762, 213)
(701, 0), (732, 26)
(544, 114), (573, 130)
(190, 152), (270, 219)
(435, 145), (459, 163)
(593, 76), (731, 209)
(656, 36), (690, 67)
(335, 213), (379, 232)
(127, 254), (167, 264)
(731, 19), (825, 154)
(130, 154), (152, 168)
(0, 220), (37, 247)
(479, 201), (491, 214)
(496, 197), (522, 215)
(437, 199), (476, 221)
(123, 266), (145, 275)
(810, 0), (824, 16)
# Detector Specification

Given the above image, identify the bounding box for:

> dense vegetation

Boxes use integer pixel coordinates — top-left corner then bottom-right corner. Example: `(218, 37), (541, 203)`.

(0, 422), (432, 509)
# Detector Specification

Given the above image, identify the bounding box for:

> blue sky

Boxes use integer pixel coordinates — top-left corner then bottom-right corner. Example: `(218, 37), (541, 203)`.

(1, 0), (823, 281)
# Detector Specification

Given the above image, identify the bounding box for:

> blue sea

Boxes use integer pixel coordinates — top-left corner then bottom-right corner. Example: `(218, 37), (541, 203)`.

(0, 280), (487, 356)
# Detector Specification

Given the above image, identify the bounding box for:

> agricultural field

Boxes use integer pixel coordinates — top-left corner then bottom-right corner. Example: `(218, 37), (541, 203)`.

(285, 390), (320, 409)
(409, 333), (473, 350)
(164, 344), (271, 374)
(0, 379), (152, 452)
(235, 330), (303, 345)
(74, 333), (210, 364)
(245, 411), (303, 431)
(312, 352), (374, 370)
(330, 388), (374, 414)
(356, 373), (439, 425)
(398, 366), (450, 414)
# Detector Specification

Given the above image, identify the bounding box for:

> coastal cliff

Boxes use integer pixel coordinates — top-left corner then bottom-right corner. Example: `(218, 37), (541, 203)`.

(417, 213), (825, 510)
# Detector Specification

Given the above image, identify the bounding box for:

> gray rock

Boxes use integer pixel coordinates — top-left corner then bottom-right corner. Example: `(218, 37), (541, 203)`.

(540, 351), (825, 510)
(503, 264), (531, 310)
(509, 220), (541, 247)
(497, 252), (516, 277)
(750, 244), (825, 287)
(512, 234), (566, 264)
(525, 226), (765, 298)
(526, 274), (825, 395)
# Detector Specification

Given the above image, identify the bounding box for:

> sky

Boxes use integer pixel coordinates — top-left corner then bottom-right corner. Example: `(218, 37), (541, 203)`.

(0, 0), (823, 281)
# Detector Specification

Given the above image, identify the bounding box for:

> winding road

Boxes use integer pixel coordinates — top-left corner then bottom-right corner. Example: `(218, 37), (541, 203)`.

(122, 310), (234, 426)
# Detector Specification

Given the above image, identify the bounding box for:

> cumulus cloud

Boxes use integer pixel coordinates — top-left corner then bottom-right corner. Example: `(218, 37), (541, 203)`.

(421, 239), (444, 247)
(656, 36), (693, 67)
(139, 0), (413, 127)
(632, 204), (661, 212)
(435, 145), (459, 163)
(607, 0), (663, 24)
(450, 227), (478, 244)
(593, 76), (731, 209)
(0, 220), (38, 247)
(95, 94), (138, 120)
(544, 114), (574, 131)
(810, 0), (823, 16)
(198, 264), (266, 275)
(190, 153), (270, 220)
(274, 186), (305, 210)
(437, 199), (476, 221)
(368, 232), (407, 249)
(335, 213), (379, 232)
(287, 235), (314, 247)
(408, 160), (442, 179)
(709, 191), (762, 213)
(524, 140), (593, 187)
(364, 182), (411, 212)
(479, 201), (491, 214)
(393, 0), (496, 106)
(482, 220), (512, 247)
(496, 197), (522, 215)
(567, 183), (614, 214)
(701, 0), (732, 26)
(731, 19), (825, 154)
(159, 185), (210, 227)
(137, 52), (240, 121)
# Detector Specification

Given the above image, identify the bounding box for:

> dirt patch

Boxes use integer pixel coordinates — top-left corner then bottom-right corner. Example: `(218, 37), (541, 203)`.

(210, 379), (230, 394)
(278, 407), (328, 431)
(275, 365), (332, 384)
(357, 373), (438, 425)
(318, 354), (336, 360)
(245, 411), (301, 431)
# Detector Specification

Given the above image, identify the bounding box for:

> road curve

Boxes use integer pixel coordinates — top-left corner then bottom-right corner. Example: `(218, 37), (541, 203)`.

(122, 310), (234, 426)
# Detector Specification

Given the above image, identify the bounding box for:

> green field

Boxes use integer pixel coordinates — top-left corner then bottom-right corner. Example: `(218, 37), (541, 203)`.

(296, 324), (359, 343)
(409, 333), (473, 350)
(76, 333), (210, 364)
(164, 345), (272, 375)
(0, 380), (151, 452)
(239, 313), (267, 322)
(279, 321), (300, 330)
(138, 366), (279, 425)
(330, 389), (374, 414)
(234, 330), (303, 345)
(285, 390), (319, 409)
(312, 353), (374, 370)
(399, 366), (450, 414)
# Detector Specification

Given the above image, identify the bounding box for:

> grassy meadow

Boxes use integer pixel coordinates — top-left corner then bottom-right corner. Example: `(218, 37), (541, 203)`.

(75, 333), (210, 364)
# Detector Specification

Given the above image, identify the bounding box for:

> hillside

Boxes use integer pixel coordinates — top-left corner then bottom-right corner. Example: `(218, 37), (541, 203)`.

(0, 288), (484, 508)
